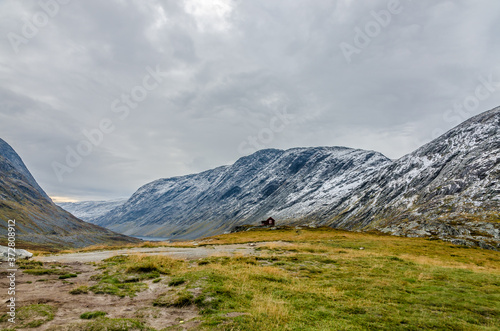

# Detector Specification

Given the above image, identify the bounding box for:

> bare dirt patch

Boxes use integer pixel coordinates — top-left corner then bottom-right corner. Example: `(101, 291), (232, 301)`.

(0, 242), (289, 329)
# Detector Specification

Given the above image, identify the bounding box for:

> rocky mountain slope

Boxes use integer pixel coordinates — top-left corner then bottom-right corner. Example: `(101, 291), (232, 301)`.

(0, 138), (49, 200)
(94, 107), (499, 249)
(329, 107), (500, 249)
(58, 199), (127, 224)
(0, 138), (139, 248)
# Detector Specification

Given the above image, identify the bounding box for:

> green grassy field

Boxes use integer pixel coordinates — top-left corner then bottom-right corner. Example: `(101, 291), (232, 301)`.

(74, 227), (500, 330)
(2, 227), (499, 330)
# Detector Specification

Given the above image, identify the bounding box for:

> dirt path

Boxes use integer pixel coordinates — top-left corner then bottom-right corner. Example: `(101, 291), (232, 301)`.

(0, 242), (286, 330)
(34, 243), (270, 263)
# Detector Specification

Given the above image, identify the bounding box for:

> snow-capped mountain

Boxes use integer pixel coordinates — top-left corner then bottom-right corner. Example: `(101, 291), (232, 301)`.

(0, 138), (138, 248)
(58, 199), (127, 224)
(95, 147), (391, 238)
(95, 107), (500, 249)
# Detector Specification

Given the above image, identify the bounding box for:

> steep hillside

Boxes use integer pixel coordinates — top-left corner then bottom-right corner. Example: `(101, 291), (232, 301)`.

(0, 139), (48, 200)
(58, 199), (127, 224)
(95, 147), (391, 239)
(0, 138), (139, 248)
(331, 107), (500, 248)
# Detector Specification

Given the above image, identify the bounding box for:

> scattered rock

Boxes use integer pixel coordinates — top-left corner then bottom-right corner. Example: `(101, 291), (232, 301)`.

(380, 219), (500, 251)
(0, 245), (33, 261)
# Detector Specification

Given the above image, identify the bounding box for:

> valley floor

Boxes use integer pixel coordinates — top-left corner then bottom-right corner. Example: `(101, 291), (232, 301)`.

(0, 228), (499, 330)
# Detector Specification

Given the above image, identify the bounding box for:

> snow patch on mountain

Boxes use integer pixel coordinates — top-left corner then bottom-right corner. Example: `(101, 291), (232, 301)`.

(58, 199), (128, 224)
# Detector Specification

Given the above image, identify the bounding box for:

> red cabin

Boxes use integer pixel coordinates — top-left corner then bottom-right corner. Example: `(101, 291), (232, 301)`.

(261, 217), (276, 226)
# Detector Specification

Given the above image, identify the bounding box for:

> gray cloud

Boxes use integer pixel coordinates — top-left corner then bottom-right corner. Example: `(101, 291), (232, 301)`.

(1, 0), (500, 201)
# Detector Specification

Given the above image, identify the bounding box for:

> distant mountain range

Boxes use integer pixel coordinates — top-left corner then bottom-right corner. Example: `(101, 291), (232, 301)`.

(0, 139), (139, 249)
(72, 107), (498, 249)
(58, 199), (127, 224)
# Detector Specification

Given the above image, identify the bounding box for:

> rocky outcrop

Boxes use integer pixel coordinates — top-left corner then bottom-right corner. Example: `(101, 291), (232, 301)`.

(379, 218), (500, 250)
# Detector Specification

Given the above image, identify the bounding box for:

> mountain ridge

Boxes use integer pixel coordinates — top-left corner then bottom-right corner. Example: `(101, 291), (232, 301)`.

(332, 107), (499, 222)
(95, 146), (392, 238)
(0, 139), (139, 248)
(0, 138), (49, 200)
(58, 199), (128, 224)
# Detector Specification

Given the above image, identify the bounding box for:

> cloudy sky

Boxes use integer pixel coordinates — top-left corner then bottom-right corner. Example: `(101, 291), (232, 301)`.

(1, 0), (500, 202)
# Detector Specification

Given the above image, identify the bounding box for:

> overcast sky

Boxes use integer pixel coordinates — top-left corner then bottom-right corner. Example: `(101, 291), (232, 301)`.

(1, 0), (500, 202)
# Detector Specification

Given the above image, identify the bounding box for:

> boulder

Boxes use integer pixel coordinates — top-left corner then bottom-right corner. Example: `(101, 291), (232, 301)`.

(0, 245), (33, 261)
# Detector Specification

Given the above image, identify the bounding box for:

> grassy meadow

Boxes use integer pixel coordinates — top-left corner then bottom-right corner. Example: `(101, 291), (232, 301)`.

(3, 227), (500, 330)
